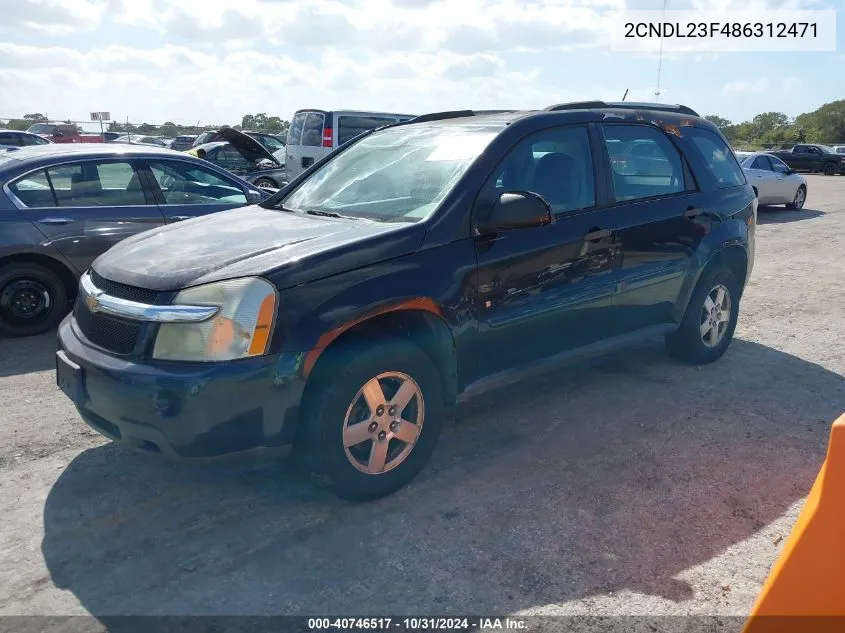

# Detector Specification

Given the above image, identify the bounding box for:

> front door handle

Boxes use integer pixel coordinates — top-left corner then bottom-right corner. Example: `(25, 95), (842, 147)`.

(684, 206), (704, 220)
(584, 228), (611, 242)
(37, 217), (73, 225)
(168, 215), (192, 221)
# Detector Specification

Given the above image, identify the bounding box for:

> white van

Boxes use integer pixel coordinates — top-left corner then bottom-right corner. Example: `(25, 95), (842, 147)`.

(284, 109), (416, 180)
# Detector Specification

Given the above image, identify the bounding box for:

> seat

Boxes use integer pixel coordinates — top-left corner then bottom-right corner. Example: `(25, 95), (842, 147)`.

(70, 173), (103, 205)
(529, 152), (578, 211)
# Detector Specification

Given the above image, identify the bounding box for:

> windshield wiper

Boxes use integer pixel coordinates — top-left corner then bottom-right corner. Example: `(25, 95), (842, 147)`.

(304, 209), (359, 220)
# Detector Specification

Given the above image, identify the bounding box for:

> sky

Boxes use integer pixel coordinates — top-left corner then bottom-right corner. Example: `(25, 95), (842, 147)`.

(0, 0), (843, 130)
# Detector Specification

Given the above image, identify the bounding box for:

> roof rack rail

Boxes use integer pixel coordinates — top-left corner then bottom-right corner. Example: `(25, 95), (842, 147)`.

(544, 101), (700, 117)
(408, 110), (478, 123)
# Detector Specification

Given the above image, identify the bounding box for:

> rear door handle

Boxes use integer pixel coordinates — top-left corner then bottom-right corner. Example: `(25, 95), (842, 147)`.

(168, 215), (192, 221)
(37, 217), (73, 225)
(584, 228), (611, 241)
(684, 206), (704, 220)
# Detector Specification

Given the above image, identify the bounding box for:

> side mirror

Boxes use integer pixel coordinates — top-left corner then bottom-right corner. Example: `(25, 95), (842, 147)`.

(477, 192), (553, 233)
(246, 189), (265, 203)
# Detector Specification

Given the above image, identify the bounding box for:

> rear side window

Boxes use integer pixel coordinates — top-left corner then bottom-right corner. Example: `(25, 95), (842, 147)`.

(0, 132), (20, 146)
(46, 161), (146, 207)
(338, 116), (397, 146)
(302, 112), (325, 147)
(688, 128), (746, 188)
(287, 112), (307, 146)
(9, 170), (56, 207)
(602, 125), (686, 202)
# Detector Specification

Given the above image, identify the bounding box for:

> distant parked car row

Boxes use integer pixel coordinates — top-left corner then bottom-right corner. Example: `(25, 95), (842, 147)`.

(765, 144), (845, 175)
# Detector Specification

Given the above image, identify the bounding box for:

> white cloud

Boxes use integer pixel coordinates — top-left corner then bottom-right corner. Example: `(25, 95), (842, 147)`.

(1, 0), (107, 35)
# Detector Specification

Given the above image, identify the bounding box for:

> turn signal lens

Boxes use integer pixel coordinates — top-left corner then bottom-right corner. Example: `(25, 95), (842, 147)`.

(152, 277), (277, 362)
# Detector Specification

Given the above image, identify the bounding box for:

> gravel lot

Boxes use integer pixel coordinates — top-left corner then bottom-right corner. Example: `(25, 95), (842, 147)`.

(1, 175), (844, 626)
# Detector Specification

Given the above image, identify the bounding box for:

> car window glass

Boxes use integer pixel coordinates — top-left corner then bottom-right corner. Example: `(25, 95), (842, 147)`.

(751, 156), (771, 171)
(302, 113), (324, 147)
(0, 133), (17, 146)
(492, 126), (595, 214)
(9, 169), (56, 207)
(260, 135), (285, 152)
(46, 161), (146, 207)
(688, 128), (746, 189)
(148, 160), (247, 205)
(338, 116), (397, 146)
(30, 135), (50, 146)
(602, 125), (685, 201)
(770, 157), (790, 173)
(287, 113), (306, 146)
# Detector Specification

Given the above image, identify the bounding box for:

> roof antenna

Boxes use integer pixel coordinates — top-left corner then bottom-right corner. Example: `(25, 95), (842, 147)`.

(621, 88), (629, 102)
(654, 0), (668, 102)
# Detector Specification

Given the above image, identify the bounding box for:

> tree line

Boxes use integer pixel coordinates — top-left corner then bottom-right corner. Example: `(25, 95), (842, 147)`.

(705, 99), (845, 149)
(1, 113), (290, 138)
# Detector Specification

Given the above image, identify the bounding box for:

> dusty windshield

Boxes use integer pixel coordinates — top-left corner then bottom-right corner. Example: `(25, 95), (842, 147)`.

(280, 123), (502, 222)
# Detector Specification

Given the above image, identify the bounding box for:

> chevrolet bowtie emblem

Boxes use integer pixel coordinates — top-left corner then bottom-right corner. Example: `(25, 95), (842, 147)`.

(85, 290), (103, 313)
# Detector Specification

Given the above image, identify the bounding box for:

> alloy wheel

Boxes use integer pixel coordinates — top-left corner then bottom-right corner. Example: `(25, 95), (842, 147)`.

(793, 187), (805, 209)
(342, 371), (425, 475)
(700, 283), (731, 348)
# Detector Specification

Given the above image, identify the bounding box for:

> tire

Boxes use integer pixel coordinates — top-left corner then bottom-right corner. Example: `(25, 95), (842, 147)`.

(296, 337), (444, 501)
(0, 263), (68, 338)
(665, 266), (740, 365)
(823, 163), (836, 176)
(252, 177), (277, 189)
(786, 184), (806, 210)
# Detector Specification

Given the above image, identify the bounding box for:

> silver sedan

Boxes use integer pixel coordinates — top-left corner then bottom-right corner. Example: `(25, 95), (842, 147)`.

(735, 151), (808, 209)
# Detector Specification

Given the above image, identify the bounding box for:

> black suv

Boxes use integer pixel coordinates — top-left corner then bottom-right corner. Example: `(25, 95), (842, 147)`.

(56, 102), (756, 500)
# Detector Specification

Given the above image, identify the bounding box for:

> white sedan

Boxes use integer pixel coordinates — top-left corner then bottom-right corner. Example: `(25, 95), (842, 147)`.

(735, 151), (808, 209)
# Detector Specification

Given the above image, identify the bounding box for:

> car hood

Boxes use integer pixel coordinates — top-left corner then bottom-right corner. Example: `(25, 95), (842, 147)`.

(217, 127), (281, 166)
(91, 205), (425, 292)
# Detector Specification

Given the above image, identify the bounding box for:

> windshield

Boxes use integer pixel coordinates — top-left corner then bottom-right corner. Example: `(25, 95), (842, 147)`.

(280, 123), (501, 222)
(27, 124), (56, 135)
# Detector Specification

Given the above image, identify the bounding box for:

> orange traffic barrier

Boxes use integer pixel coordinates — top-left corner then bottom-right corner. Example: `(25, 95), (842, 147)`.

(743, 413), (845, 633)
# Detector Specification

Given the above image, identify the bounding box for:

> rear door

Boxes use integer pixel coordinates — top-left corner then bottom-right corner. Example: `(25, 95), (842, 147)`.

(600, 123), (707, 334)
(284, 111), (307, 180)
(143, 158), (251, 222)
(7, 158), (165, 273)
(298, 111), (329, 175)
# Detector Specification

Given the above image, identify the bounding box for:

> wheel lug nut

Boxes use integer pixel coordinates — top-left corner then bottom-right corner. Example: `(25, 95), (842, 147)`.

(376, 405), (385, 416)
(378, 431), (387, 441)
(388, 406), (397, 416)
(390, 421), (398, 432)
(368, 422), (378, 433)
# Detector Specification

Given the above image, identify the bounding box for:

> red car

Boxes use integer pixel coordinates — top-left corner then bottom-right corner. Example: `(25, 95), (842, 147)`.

(26, 122), (103, 143)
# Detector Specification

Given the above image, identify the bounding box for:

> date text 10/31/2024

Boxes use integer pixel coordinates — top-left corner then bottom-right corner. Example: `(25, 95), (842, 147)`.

(307, 618), (528, 630)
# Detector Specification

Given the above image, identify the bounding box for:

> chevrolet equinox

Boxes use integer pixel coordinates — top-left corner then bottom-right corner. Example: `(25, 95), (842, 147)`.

(56, 102), (757, 500)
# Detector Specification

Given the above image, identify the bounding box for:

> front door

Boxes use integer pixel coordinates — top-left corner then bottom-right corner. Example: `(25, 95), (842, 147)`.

(144, 159), (251, 222)
(9, 159), (165, 273)
(473, 125), (621, 379)
(745, 155), (779, 203)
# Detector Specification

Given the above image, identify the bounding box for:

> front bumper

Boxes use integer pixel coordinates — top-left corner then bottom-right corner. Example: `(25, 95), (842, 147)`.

(56, 316), (308, 459)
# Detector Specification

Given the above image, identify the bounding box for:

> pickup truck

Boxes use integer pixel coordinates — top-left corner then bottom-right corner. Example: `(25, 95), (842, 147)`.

(25, 122), (104, 144)
(769, 144), (845, 176)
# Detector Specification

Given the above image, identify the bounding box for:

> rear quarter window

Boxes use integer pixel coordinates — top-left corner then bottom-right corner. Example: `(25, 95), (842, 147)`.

(688, 128), (746, 189)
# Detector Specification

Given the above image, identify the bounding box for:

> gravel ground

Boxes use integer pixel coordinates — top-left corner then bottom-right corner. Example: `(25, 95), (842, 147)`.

(1, 175), (844, 627)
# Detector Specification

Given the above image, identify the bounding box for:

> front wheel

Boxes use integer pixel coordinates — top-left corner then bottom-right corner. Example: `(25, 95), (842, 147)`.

(296, 338), (444, 501)
(823, 163), (836, 176)
(252, 177), (277, 189)
(665, 267), (740, 364)
(786, 184), (806, 210)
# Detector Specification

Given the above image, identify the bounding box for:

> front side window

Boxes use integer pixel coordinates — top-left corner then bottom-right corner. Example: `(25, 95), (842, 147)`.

(769, 156), (790, 174)
(751, 156), (772, 171)
(148, 160), (247, 205)
(490, 126), (595, 214)
(603, 124), (686, 201)
(338, 116), (397, 146)
(26, 134), (50, 146)
(281, 123), (502, 222)
(688, 128), (746, 189)
(44, 161), (146, 207)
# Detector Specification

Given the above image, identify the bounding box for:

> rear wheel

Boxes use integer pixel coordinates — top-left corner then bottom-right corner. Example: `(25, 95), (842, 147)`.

(296, 337), (444, 501)
(786, 184), (806, 210)
(665, 266), (740, 364)
(252, 177), (277, 189)
(823, 163), (836, 176)
(0, 263), (68, 337)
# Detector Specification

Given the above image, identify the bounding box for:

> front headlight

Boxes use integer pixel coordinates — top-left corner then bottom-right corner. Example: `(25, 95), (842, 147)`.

(152, 277), (277, 362)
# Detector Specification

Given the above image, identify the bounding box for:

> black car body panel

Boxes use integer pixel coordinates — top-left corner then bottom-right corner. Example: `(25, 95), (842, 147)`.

(57, 104), (757, 460)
